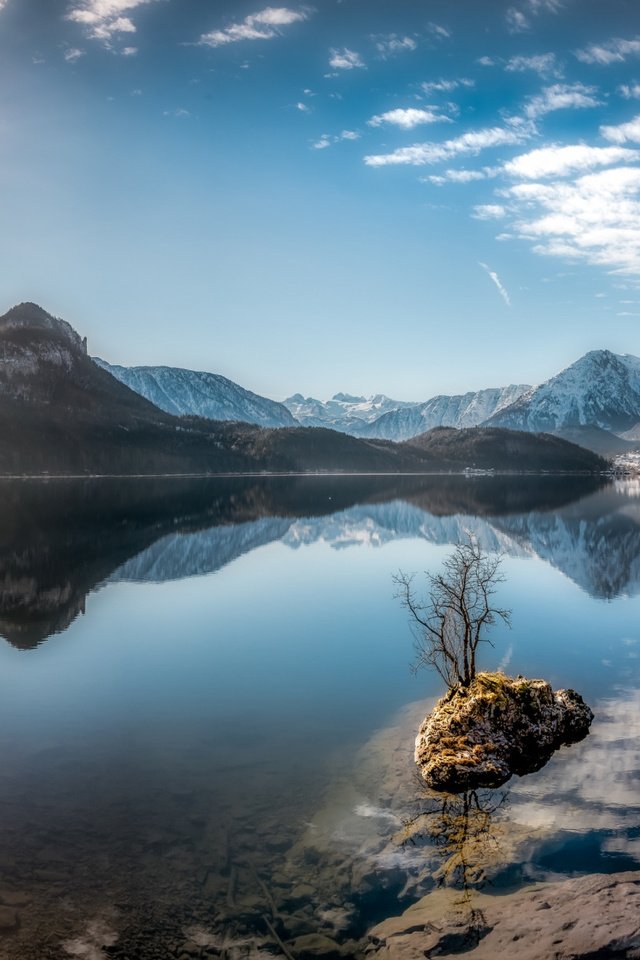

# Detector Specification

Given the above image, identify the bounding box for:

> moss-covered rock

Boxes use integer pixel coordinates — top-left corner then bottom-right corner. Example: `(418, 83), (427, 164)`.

(415, 672), (593, 791)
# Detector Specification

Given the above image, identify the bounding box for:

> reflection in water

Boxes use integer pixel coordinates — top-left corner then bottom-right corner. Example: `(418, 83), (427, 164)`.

(401, 789), (508, 892)
(2, 474), (638, 647)
(1, 476), (640, 957)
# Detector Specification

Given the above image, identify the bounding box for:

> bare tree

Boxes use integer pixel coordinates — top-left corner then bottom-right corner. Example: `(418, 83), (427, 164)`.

(394, 537), (511, 689)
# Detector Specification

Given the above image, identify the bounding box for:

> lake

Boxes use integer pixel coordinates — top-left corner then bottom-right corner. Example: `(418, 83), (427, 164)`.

(0, 475), (638, 959)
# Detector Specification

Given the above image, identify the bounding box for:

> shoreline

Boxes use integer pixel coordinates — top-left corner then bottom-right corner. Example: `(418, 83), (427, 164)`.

(0, 469), (610, 481)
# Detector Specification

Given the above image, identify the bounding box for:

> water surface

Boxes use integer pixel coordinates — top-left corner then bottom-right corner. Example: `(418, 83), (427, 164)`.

(0, 475), (639, 958)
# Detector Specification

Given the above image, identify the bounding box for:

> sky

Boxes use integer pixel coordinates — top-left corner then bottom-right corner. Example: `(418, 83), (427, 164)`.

(2, 0), (640, 400)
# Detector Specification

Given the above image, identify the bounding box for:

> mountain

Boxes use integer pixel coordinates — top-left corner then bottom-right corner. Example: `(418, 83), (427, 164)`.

(488, 350), (640, 435)
(0, 302), (608, 476)
(283, 392), (416, 431)
(95, 359), (296, 428)
(554, 425), (640, 458)
(404, 426), (607, 472)
(355, 385), (530, 441)
(0, 302), (434, 474)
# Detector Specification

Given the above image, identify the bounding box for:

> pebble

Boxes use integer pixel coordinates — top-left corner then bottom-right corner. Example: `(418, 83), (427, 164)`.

(0, 906), (19, 932)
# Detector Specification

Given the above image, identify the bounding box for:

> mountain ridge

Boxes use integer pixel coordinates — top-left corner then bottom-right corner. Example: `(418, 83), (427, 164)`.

(96, 358), (296, 429)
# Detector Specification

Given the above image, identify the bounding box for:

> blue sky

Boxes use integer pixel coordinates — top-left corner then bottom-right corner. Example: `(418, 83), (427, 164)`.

(2, 0), (640, 400)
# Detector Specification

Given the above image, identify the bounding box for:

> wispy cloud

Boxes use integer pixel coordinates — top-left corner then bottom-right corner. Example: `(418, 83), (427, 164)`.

(199, 6), (311, 48)
(506, 53), (561, 77)
(368, 108), (451, 130)
(504, 144), (640, 179)
(576, 36), (640, 65)
(506, 8), (530, 33)
(506, 0), (564, 33)
(427, 22), (451, 41)
(421, 77), (474, 96)
(619, 83), (640, 100)
(524, 83), (601, 119)
(374, 34), (416, 58)
(64, 47), (85, 62)
(601, 115), (640, 144)
(474, 205), (507, 220)
(364, 126), (527, 167)
(328, 47), (365, 69)
(312, 130), (360, 150)
(426, 167), (497, 185)
(66, 0), (162, 43)
(479, 262), (511, 305)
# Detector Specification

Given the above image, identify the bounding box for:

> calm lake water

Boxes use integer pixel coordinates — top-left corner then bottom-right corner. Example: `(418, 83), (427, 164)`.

(0, 475), (639, 959)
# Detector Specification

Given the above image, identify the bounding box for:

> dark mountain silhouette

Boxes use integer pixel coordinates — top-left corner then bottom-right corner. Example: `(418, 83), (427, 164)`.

(0, 303), (607, 476)
(404, 426), (608, 472)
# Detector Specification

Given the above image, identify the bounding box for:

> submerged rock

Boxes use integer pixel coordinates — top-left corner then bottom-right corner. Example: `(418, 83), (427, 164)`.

(415, 672), (593, 791)
(367, 871), (640, 959)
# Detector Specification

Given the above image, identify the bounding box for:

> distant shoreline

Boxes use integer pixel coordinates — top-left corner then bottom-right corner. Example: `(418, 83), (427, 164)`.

(0, 470), (611, 481)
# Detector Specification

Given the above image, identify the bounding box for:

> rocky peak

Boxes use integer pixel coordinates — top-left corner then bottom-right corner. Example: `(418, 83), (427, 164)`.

(0, 302), (87, 354)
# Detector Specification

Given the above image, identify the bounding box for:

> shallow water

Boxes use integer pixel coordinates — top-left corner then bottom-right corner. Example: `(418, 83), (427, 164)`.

(0, 475), (639, 958)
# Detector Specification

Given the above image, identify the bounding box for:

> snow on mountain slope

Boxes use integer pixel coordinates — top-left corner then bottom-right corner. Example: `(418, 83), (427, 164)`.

(283, 392), (416, 430)
(488, 350), (640, 435)
(355, 385), (530, 441)
(95, 359), (297, 428)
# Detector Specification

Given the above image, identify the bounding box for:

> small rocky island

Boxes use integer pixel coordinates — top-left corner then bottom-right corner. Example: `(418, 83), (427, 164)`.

(396, 539), (594, 793)
(415, 671), (594, 791)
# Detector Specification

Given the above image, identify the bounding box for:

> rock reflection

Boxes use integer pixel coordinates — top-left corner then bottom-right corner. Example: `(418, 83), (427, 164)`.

(401, 789), (508, 892)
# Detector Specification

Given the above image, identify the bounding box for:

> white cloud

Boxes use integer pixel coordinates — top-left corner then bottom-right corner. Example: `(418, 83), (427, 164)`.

(421, 77), (474, 95)
(328, 47), (364, 70)
(505, 166), (640, 274)
(619, 83), (640, 100)
(474, 205), (507, 219)
(66, 0), (161, 43)
(64, 47), (85, 61)
(425, 167), (496, 185)
(479, 262), (511, 305)
(506, 8), (530, 32)
(527, 0), (563, 10)
(427, 22), (451, 40)
(375, 34), (416, 58)
(477, 56), (496, 67)
(199, 6), (311, 48)
(367, 108), (451, 130)
(601, 115), (640, 145)
(364, 126), (527, 167)
(524, 83), (601, 119)
(507, 0), (563, 32)
(504, 144), (640, 179)
(506, 53), (560, 77)
(296, 101), (310, 112)
(576, 37), (640, 66)
(121, 45), (137, 55)
(311, 130), (360, 150)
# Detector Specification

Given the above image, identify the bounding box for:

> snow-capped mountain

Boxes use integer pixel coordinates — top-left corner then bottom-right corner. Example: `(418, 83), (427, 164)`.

(96, 359), (297, 428)
(488, 350), (640, 435)
(355, 386), (530, 441)
(283, 392), (416, 431)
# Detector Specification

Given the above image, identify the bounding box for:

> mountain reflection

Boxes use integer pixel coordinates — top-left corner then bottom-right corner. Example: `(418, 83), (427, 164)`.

(1, 473), (637, 648)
